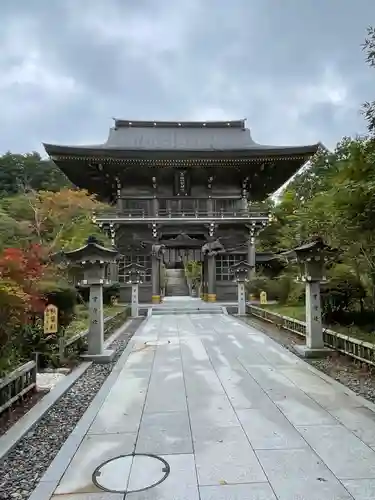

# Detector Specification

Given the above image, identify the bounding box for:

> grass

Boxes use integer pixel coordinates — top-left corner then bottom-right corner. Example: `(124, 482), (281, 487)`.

(64, 304), (124, 338)
(260, 303), (375, 344)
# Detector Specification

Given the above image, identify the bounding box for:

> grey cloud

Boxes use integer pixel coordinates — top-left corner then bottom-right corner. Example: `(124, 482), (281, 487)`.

(0, 0), (374, 154)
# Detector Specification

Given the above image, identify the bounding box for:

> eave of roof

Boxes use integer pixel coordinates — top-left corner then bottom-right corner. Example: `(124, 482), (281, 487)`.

(43, 143), (320, 160)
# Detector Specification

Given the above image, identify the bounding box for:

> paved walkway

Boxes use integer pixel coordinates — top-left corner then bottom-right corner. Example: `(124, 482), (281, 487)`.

(37, 299), (375, 499)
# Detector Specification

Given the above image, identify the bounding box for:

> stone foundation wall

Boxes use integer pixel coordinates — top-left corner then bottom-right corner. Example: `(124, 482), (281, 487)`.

(119, 284), (152, 303)
(216, 282), (237, 301)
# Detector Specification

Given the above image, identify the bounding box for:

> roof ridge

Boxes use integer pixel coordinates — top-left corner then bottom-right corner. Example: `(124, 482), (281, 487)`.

(113, 119), (246, 129)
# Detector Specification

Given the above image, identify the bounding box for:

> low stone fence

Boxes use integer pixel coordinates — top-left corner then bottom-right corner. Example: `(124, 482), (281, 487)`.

(0, 361), (37, 415)
(247, 304), (375, 366)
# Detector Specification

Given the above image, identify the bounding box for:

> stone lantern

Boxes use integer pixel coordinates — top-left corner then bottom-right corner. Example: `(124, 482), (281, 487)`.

(125, 262), (145, 317)
(283, 237), (335, 358)
(230, 261), (253, 315)
(62, 236), (119, 363)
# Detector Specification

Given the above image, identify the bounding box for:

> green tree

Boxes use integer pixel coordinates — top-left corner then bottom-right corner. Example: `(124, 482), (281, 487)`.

(0, 188), (109, 252)
(362, 26), (375, 134)
(0, 152), (71, 196)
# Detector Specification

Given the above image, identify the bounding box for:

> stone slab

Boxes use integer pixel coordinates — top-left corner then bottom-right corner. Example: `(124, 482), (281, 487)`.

(257, 448), (353, 500)
(81, 348), (115, 364)
(236, 407), (307, 450)
(293, 344), (335, 358)
(298, 424), (375, 479)
(88, 372), (149, 435)
(199, 483), (277, 500)
(329, 406), (375, 447)
(342, 479), (375, 500)
(52, 493), (123, 499)
(54, 432), (137, 495)
(193, 425), (266, 486)
(188, 395), (239, 429)
(275, 393), (338, 426)
(126, 453), (199, 500)
(212, 365), (277, 410)
(144, 370), (187, 413)
(136, 411), (193, 455)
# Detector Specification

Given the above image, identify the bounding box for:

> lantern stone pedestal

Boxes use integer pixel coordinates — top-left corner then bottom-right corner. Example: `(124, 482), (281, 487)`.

(230, 261), (253, 316)
(283, 238), (335, 358)
(125, 263), (145, 318)
(61, 236), (119, 364)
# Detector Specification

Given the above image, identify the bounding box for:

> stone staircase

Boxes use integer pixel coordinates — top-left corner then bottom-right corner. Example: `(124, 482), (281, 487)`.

(165, 268), (189, 297)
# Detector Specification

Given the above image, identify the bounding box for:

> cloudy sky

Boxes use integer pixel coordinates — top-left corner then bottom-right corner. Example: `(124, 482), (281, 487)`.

(1, 0), (374, 155)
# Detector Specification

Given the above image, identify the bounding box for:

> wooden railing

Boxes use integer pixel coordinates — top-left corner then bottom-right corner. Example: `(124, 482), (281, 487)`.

(247, 304), (375, 367)
(96, 209), (269, 219)
(0, 361), (37, 414)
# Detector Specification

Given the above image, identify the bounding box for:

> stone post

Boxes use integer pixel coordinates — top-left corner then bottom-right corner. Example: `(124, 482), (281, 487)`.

(306, 281), (323, 349)
(238, 282), (246, 315)
(88, 284), (104, 356)
(283, 237), (335, 358)
(207, 254), (216, 302)
(125, 263), (144, 317)
(131, 283), (139, 317)
(230, 261), (252, 315)
(60, 236), (119, 364)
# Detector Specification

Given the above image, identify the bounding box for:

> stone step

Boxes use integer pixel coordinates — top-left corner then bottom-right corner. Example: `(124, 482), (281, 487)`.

(151, 308), (223, 315)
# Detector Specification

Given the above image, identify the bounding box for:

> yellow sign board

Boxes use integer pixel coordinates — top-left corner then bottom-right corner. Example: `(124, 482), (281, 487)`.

(260, 291), (268, 305)
(44, 304), (58, 334)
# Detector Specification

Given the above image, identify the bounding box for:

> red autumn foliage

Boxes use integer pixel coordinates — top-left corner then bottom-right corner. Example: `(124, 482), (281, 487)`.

(0, 244), (47, 314)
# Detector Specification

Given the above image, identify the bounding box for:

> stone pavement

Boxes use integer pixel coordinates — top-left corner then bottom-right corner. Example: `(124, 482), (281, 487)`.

(35, 298), (375, 499)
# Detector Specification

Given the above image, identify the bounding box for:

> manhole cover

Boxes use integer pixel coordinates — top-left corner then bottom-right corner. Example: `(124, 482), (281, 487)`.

(92, 453), (170, 494)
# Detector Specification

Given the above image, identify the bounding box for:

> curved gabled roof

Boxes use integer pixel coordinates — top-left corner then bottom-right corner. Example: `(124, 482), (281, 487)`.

(43, 119), (320, 156)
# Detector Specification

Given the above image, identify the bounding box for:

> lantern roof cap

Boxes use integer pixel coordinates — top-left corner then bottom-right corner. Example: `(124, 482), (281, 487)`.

(57, 235), (119, 263)
(282, 236), (336, 261)
(230, 260), (254, 272)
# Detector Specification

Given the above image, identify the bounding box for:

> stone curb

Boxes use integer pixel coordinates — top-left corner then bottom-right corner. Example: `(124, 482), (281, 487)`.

(0, 318), (131, 463)
(28, 316), (147, 500)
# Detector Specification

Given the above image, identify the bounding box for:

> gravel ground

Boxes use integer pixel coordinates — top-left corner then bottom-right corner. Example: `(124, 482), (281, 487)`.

(0, 318), (142, 500)
(243, 315), (375, 403)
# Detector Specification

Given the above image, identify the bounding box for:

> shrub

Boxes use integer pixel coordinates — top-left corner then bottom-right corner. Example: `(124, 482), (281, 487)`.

(76, 282), (120, 305)
(246, 273), (291, 302)
(321, 263), (366, 324)
(286, 281), (305, 306)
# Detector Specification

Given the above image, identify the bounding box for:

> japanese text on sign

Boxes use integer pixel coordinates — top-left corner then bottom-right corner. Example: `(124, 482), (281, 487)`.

(44, 304), (58, 334)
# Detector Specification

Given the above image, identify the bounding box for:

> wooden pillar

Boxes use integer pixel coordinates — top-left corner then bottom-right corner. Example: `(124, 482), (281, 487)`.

(108, 262), (118, 283)
(152, 254), (160, 303)
(203, 256), (209, 300)
(247, 234), (256, 281)
(207, 198), (213, 216)
(207, 254), (216, 302)
(201, 256), (206, 299)
(152, 198), (159, 216)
